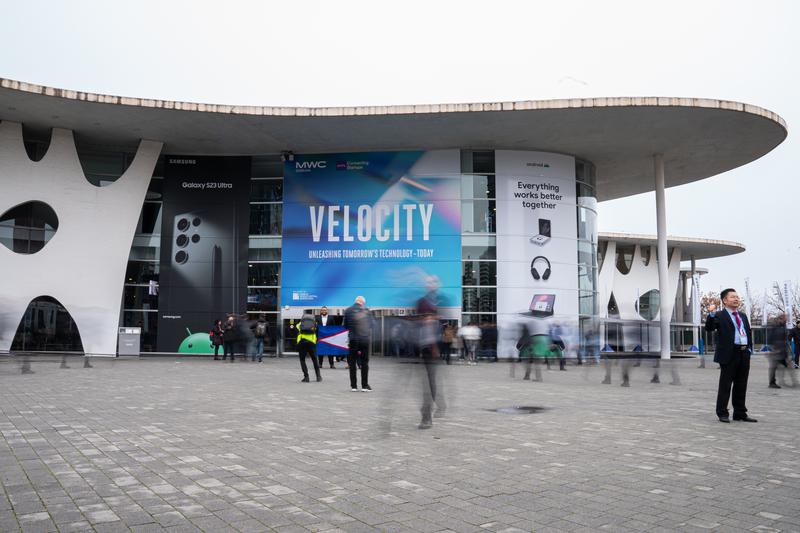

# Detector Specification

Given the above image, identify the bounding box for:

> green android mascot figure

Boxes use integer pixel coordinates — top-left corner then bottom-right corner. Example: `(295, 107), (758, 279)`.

(178, 328), (214, 355)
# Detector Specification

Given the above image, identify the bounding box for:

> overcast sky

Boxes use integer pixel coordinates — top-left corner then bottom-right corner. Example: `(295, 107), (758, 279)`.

(1, 0), (796, 296)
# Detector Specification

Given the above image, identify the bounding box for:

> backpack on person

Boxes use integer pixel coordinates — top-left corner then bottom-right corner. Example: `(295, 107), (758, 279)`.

(254, 322), (267, 338)
(299, 314), (316, 333)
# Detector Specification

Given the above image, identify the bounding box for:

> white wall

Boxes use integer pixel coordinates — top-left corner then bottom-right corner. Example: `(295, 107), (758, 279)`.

(0, 121), (162, 356)
(596, 241), (682, 351)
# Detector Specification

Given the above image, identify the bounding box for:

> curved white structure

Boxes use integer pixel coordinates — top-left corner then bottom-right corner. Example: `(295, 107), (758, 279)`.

(0, 121), (161, 355)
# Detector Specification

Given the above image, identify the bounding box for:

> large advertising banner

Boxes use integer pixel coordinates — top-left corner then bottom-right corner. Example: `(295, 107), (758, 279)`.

(157, 156), (250, 353)
(495, 150), (578, 357)
(281, 151), (461, 309)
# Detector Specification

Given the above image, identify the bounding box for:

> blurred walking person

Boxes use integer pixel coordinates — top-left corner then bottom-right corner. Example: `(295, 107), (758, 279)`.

(416, 277), (446, 428)
(459, 321), (481, 365)
(344, 296), (372, 391)
(250, 314), (269, 362)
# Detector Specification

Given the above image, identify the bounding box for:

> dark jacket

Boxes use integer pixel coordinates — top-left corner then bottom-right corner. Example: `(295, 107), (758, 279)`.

(705, 308), (753, 364)
(344, 304), (371, 341)
(210, 324), (224, 346)
(316, 314), (342, 330)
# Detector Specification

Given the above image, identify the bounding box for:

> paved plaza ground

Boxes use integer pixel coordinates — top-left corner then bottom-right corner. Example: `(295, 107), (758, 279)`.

(0, 354), (799, 533)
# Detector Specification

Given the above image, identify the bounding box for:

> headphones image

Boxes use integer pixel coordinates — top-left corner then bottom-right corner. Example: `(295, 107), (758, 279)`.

(530, 256), (552, 280)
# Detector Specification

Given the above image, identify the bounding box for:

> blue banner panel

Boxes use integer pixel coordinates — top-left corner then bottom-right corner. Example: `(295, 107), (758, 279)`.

(281, 152), (461, 308)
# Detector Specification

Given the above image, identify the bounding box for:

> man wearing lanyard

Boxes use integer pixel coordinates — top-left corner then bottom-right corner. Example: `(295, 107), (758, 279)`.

(705, 288), (757, 423)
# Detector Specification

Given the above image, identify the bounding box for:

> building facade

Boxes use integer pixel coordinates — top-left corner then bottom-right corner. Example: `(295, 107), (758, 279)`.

(0, 79), (787, 356)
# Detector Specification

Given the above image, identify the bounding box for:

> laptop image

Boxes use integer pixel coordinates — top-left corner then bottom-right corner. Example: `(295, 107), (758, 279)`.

(528, 294), (555, 317)
(529, 218), (551, 246)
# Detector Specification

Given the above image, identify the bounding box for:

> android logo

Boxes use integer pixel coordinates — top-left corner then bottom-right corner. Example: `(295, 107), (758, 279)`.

(178, 328), (214, 354)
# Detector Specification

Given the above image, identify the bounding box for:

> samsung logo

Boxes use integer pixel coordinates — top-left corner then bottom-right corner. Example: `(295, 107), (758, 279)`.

(169, 158), (196, 165)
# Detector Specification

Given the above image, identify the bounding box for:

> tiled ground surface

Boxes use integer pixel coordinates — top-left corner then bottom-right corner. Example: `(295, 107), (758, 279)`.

(0, 354), (799, 533)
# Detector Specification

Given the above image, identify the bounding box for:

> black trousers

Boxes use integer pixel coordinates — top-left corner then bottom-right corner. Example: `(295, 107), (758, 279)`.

(318, 354), (335, 368)
(298, 340), (320, 378)
(348, 338), (369, 388)
(420, 350), (442, 420)
(222, 342), (235, 361)
(213, 344), (221, 357)
(716, 349), (750, 418)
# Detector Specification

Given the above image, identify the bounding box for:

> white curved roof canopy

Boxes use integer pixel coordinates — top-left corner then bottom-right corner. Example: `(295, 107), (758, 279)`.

(0, 78), (787, 201)
(599, 232), (745, 260)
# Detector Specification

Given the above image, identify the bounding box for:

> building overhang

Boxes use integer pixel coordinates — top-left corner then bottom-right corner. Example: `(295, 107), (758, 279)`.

(599, 232), (745, 260)
(0, 78), (788, 201)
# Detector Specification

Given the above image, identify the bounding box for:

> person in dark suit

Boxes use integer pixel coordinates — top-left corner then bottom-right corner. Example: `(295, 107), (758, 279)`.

(316, 306), (341, 369)
(705, 288), (757, 423)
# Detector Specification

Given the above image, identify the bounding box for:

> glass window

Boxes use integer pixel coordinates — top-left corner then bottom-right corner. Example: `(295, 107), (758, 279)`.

(123, 285), (159, 310)
(0, 201), (58, 254)
(137, 202), (162, 234)
(636, 289), (660, 321)
(122, 310), (159, 352)
(461, 200), (496, 233)
(641, 246), (652, 266)
(579, 290), (597, 316)
(462, 287), (497, 313)
(248, 263), (280, 286)
(125, 261), (159, 284)
(597, 241), (608, 271)
(461, 314), (496, 326)
(250, 179), (283, 202)
(472, 151), (495, 174)
(77, 148), (134, 187)
(252, 155), (284, 177)
(461, 174), (495, 199)
(247, 288), (279, 312)
(462, 261), (497, 287)
(608, 293), (620, 318)
(577, 204), (597, 242)
(129, 235), (161, 260)
(249, 204), (282, 235)
(462, 234), (496, 260)
(248, 237), (281, 260)
(616, 244), (635, 274)
(575, 159), (596, 189)
(460, 150), (495, 174)
(11, 296), (84, 352)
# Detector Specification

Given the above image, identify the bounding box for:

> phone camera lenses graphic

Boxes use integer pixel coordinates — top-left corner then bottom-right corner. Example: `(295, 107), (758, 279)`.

(175, 250), (188, 264)
(191, 234), (200, 243)
(177, 218), (190, 232)
(176, 234), (189, 247)
(192, 217), (201, 227)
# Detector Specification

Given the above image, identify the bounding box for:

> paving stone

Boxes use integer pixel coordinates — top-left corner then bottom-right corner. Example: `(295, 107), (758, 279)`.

(1, 356), (800, 532)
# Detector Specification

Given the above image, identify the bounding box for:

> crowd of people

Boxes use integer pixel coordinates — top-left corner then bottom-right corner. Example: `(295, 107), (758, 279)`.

(209, 313), (271, 363)
(203, 285), (799, 429)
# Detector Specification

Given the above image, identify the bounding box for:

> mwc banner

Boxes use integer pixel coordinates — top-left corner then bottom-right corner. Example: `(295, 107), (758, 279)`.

(281, 151), (462, 309)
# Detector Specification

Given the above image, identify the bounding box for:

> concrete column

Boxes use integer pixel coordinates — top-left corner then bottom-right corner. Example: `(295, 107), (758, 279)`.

(690, 255), (699, 349)
(654, 154), (671, 360)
